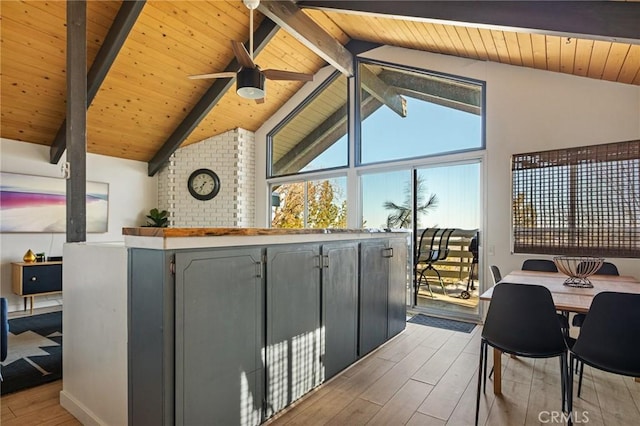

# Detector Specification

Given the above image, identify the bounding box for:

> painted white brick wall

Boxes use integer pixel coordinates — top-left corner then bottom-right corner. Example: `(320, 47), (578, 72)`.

(157, 128), (256, 227)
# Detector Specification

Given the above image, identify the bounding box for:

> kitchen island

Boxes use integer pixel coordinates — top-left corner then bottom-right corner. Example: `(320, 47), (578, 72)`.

(61, 228), (409, 426)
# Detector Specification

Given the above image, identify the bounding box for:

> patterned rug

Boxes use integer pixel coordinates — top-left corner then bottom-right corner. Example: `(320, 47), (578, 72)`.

(1, 311), (62, 395)
(408, 314), (476, 333)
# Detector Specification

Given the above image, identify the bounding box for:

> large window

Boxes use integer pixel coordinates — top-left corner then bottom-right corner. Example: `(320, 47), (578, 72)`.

(268, 72), (348, 177)
(512, 140), (640, 257)
(361, 170), (411, 229)
(359, 62), (484, 165)
(271, 177), (347, 229)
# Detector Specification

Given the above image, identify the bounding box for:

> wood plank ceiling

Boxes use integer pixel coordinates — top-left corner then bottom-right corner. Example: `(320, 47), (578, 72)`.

(1, 1), (639, 173)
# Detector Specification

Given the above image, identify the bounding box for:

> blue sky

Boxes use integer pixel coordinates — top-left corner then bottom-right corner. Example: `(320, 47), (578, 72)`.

(302, 96), (482, 230)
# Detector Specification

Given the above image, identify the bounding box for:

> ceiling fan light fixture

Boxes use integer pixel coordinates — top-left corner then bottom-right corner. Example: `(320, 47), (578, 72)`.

(237, 67), (265, 99)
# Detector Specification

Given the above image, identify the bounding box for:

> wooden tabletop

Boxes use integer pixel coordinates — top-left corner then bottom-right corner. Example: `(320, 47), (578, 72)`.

(480, 270), (640, 313)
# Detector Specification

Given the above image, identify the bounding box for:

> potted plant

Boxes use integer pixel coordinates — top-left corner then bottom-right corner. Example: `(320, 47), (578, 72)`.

(145, 208), (169, 227)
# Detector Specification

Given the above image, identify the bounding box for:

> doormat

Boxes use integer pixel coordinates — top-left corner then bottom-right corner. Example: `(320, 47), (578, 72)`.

(408, 314), (476, 333)
(1, 311), (62, 395)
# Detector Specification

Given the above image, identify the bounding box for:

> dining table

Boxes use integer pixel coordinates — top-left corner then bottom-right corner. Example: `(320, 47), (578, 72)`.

(479, 269), (640, 394)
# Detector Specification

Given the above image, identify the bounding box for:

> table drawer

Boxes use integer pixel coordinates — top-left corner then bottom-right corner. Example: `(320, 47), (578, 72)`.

(21, 264), (62, 294)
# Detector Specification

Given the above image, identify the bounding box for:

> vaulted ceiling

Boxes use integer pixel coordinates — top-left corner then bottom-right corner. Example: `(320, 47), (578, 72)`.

(2, 1), (639, 176)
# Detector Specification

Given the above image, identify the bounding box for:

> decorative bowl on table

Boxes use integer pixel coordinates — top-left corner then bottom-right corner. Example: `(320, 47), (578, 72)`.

(553, 256), (605, 288)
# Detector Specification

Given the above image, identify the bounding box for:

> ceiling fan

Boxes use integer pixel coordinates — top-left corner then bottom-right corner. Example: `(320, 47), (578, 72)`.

(188, 0), (313, 103)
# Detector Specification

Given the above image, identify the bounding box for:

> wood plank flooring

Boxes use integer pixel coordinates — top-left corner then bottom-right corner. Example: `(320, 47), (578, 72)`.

(1, 321), (639, 425)
(267, 322), (640, 426)
(1, 380), (80, 426)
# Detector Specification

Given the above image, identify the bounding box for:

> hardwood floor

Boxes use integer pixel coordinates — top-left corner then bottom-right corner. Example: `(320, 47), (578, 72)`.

(267, 322), (640, 426)
(1, 380), (80, 426)
(2, 321), (639, 425)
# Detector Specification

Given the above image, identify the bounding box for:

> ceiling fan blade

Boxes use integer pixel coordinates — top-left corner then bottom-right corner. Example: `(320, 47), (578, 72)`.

(188, 72), (236, 80)
(263, 69), (313, 82)
(231, 40), (255, 69)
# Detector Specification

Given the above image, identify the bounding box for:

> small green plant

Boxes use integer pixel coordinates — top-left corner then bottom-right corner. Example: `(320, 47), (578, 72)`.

(146, 208), (169, 227)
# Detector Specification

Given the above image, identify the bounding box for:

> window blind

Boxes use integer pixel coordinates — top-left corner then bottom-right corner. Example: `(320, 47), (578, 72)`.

(512, 140), (640, 258)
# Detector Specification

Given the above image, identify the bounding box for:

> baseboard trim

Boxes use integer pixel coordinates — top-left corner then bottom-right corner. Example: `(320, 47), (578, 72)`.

(60, 390), (103, 426)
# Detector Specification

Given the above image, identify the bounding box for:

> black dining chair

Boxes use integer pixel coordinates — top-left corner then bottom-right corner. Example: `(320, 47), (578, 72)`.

(572, 262), (620, 327)
(490, 265), (502, 285)
(522, 259), (558, 272)
(567, 292), (640, 425)
(1, 297), (8, 381)
(475, 283), (569, 426)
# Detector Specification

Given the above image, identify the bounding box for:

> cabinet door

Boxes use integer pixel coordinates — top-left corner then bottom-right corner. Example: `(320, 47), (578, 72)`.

(388, 237), (408, 338)
(266, 244), (321, 417)
(175, 248), (264, 426)
(359, 240), (389, 356)
(322, 242), (358, 380)
(22, 264), (62, 294)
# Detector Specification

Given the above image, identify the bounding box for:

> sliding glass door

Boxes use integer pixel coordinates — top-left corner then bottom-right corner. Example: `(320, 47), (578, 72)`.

(414, 161), (481, 320)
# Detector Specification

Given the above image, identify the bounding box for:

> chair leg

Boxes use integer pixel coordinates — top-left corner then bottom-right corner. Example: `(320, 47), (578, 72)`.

(483, 341), (488, 393)
(560, 355), (566, 413)
(568, 354), (574, 426)
(433, 267), (447, 294)
(577, 360), (584, 398)
(476, 340), (485, 426)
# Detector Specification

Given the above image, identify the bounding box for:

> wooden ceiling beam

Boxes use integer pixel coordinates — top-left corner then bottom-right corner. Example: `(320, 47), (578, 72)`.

(147, 18), (280, 177)
(50, 0), (146, 164)
(298, 1), (640, 44)
(258, 0), (354, 76)
(66, 0), (87, 242)
(360, 65), (406, 117)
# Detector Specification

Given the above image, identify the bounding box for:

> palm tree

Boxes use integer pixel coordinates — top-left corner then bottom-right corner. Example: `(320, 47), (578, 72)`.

(383, 176), (438, 229)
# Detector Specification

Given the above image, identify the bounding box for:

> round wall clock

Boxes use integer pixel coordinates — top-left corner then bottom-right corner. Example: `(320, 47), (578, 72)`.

(187, 168), (221, 201)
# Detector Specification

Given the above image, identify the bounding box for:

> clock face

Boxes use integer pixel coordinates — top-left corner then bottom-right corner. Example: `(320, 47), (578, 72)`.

(187, 169), (220, 200)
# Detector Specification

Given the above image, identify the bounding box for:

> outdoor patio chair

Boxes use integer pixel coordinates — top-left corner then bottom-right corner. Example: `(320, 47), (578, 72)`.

(415, 228), (455, 299)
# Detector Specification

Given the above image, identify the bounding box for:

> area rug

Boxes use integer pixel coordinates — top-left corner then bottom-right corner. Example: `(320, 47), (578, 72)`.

(408, 314), (476, 333)
(1, 311), (62, 395)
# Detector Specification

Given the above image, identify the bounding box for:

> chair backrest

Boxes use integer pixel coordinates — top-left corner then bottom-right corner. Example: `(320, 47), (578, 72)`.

(490, 265), (502, 284)
(577, 261), (619, 276)
(522, 259), (558, 273)
(1, 297), (8, 362)
(415, 228), (433, 264)
(482, 283), (566, 357)
(572, 292), (640, 377)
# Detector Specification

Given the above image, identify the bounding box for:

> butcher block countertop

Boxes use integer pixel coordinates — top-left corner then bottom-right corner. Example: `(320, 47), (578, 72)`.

(122, 227), (408, 250)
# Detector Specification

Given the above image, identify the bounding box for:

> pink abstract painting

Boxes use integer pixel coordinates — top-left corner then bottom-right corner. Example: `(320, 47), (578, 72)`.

(0, 172), (108, 233)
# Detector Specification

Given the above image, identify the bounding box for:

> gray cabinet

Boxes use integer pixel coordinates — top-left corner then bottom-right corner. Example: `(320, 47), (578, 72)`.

(359, 240), (390, 356)
(128, 236), (408, 425)
(388, 237), (408, 339)
(359, 238), (408, 356)
(265, 244), (321, 416)
(129, 248), (175, 426)
(175, 248), (264, 426)
(321, 242), (358, 380)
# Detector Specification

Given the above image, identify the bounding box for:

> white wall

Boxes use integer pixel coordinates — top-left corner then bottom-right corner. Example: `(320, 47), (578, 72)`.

(255, 47), (640, 279)
(60, 242), (128, 426)
(0, 138), (157, 312)
(157, 128), (256, 227)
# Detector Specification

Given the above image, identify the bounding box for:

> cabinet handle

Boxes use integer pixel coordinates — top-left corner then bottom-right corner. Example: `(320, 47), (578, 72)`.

(315, 255), (322, 269)
(382, 248), (394, 258)
(255, 262), (263, 278)
(30, 276), (37, 281)
(323, 254), (329, 268)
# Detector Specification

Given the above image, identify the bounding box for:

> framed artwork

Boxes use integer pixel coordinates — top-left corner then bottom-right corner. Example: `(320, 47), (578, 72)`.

(0, 172), (109, 233)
